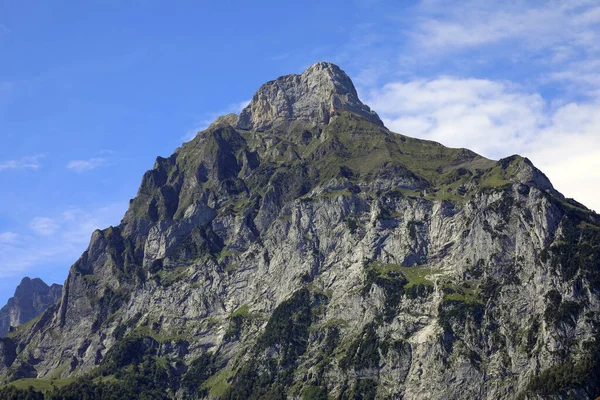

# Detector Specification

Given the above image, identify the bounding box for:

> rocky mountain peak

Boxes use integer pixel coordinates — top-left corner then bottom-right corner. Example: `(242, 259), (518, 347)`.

(0, 277), (62, 337)
(13, 277), (48, 298)
(236, 61), (383, 131)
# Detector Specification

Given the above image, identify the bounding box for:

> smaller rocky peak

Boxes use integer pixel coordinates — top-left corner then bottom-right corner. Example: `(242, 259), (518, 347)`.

(237, 62), (383, 131)
(499, 155), (564, 199)
(1, 278), (63, 337)
(14, 277), (49, 298)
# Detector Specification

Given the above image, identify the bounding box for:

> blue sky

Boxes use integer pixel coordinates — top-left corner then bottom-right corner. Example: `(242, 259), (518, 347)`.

(1, 0), (599, 305)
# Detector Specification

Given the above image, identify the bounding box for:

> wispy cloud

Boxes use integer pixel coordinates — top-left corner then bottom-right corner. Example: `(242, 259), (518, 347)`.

(30, 217), (60, 236)
(549, 59), (600, 95)
(0, 202), (127, 279)
(0, 155), (44, 171)
(66, 157), (108, 172)
(345, 1), (600, 91)
(0, 232), (18, 243)
(413, 1), (600, 55)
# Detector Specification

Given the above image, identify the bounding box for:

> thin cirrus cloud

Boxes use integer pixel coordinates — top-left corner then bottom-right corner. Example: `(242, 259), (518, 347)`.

(0, 203), (127, 279)
(0, 232), (18, 244)
(66, 157), (108, 172)
(412, 1), (600, 55)
(0, 155), (44, 171)
(30, 216), (60, 236)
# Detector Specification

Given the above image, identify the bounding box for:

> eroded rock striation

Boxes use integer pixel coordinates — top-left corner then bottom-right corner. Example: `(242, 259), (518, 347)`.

(1, 62), (599, 399)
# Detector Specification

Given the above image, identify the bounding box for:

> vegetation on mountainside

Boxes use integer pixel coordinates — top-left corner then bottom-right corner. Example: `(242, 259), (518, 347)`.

(223, 288), (316, 399)
(126, 111), (505, 227)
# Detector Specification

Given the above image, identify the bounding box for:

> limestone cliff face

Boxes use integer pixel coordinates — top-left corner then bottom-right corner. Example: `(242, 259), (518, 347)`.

(237, 62), (383, 131)
(0, 278), (62, 337)
(1, 63), (599, 399)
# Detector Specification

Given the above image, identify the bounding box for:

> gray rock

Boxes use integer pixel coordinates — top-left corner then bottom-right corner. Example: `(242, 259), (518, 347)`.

(0, 277), (62, 337)
(237, 62), (383, 131)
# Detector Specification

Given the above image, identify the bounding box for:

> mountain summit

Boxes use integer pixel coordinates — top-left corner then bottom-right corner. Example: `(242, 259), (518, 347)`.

(1, 63), (599, 399)
(237, 62), (383, 130)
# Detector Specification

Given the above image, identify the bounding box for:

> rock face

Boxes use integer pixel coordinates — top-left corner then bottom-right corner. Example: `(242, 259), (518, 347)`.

(1, 62), (599, 399)
(237, 62), (383, 131)
(0, 278), (62, 337)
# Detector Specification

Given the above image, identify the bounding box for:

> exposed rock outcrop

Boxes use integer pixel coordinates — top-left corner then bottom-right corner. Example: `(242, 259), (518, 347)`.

(237, 62), (383, 130)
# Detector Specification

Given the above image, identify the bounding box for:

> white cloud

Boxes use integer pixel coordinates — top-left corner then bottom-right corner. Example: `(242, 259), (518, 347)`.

(574, 5), (600, 25)
(0, 203), (127, 279)
(0, 232), (17, 243)
(0, 155), (44, 171)
(381, 0), (600, 104)
(366, 76), (600, 212)
(549, 59), (600, 94)
(367, 78), (546, 157)
(66, 157), (108, 172)
(413, 1), (600, 56)
(30, 217), (59, 236)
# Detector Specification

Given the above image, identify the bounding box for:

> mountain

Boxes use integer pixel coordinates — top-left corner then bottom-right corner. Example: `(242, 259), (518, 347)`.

(1, 62), (599, 399)
(0, 278), (62, 337)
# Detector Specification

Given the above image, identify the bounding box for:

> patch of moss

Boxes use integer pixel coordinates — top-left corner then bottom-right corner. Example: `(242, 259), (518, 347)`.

(201, 366), (235, 398)
(362, 262), (438, 320)
(5, 314), (43, 339)
(442, 281), (481, 304)
(398, 266), (437, 288)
